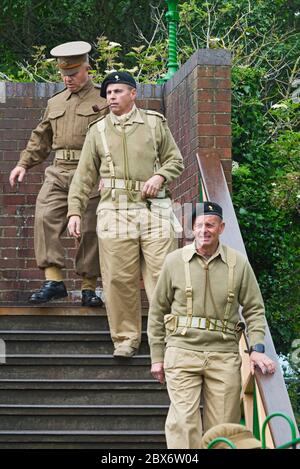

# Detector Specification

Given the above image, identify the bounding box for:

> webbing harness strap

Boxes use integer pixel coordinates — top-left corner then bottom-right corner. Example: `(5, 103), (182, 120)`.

(181, 245), (195, 335)
(145, 112), (160, 172)
(181, 244), (237, 336)
(224, 246), (236, 323)
(97, 118), (116, 200)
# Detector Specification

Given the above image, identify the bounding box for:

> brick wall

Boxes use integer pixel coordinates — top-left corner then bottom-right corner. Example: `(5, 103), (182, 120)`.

(0, 50), (231, 304)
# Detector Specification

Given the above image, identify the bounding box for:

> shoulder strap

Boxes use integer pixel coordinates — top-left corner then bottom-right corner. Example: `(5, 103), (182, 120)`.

(224, 246), (237, 322)
(96, 117), (116, 200)
(51, 87), (67, 98)
(181, 246), (194, 335)
(145, 110), (162, 172)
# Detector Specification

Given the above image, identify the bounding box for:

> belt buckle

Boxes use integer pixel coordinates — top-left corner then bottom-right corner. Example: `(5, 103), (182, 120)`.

(209, 319), (217, 330)
(64, 149), (71, 161)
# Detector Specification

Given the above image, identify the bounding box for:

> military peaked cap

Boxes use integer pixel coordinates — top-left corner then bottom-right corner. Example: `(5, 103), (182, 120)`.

(50, 41), (91, 76)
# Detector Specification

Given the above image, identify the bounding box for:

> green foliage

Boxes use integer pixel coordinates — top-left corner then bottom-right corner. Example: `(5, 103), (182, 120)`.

(231, 66), (300, 354)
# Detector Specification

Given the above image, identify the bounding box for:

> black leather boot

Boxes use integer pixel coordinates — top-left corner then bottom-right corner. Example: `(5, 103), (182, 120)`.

(81, 289), (104, 307)
(29, 281), (68, 304)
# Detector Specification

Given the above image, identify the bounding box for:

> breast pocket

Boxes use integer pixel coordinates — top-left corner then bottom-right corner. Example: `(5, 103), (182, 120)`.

(48, 109), (66, 138)
(76, 107), (99, 135)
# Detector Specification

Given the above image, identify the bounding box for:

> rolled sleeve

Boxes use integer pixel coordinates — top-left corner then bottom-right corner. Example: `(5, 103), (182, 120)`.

(239, 260), (266, 347)
(67, 128), (100, 218)
(18, 107), (53, 169)
(148, 257), (174, 363)
(154, 120), (184, 183)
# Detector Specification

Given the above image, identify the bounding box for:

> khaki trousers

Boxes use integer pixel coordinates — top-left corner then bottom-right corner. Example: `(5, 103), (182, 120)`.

(164, 346), (242, 449)
(35, 161), (100, 277)
(97, 207), (177, 349)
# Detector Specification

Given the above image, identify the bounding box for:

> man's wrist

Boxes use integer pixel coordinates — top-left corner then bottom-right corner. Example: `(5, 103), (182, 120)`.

(249, 343), (265, 354)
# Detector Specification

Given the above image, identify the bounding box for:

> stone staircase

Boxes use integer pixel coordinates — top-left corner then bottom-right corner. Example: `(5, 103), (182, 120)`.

(0, 307), (168, 449)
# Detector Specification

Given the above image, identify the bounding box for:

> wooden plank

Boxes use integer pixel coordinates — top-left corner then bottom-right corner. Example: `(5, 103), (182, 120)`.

(255, 381), (274, 448)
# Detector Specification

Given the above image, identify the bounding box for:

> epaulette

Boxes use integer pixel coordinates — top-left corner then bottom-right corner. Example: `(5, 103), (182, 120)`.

(88, 114), (106, 129)
(145, 109), (166, 121)
(51, 87), (67, 98)
(93, 84), (101, 90)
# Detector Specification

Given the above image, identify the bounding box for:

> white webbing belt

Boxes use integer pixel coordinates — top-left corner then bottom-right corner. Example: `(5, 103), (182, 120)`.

(101, 177), (165, 198)
(177, 315), (236, 333)
(55, 149), (81, 161)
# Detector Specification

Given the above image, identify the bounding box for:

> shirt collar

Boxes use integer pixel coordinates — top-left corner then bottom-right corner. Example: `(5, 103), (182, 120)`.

(65, 78), (93, 100)
(185, 241), (227, 264)
(110, 104), (144, 126)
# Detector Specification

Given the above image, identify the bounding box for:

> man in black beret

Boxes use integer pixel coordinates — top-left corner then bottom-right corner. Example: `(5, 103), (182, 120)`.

(148, 200), (275, 448)
(100, 71), (137, 98)
(68, 71), (184, 357)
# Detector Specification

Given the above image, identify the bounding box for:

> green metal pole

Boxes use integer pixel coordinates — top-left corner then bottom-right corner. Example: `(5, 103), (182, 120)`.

(157, 0), (179, 83)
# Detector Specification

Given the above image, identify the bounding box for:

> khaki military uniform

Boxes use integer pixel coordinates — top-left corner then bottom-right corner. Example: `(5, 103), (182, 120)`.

(68, 105), (184, 349)
(147, 241), (266, 449)
(18, 79), (107, 277)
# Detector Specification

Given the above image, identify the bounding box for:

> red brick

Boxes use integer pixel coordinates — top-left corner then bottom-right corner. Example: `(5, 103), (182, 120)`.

(215, 136), (232, 148)
(21, 269), (44, 280)
(215, 79), (231, 89)
(197, 90), (214, 102)
(214, 67), (231, 78)
(215, 90), (231, 101)
(197, 125), (231, 136)
(198, 136), (215, 148)
(2, 194), (26, 205)
(215, 114), (231, 125)
(198, 66), (215, 77)
(198, 78), (218, 89)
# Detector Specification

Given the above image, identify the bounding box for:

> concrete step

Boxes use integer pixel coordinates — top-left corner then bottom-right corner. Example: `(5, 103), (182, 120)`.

(1, 330), (150, 355)
(0, 379), (169, 405)
(0, 430), (166, 449)
(0, 404), (168, 431)
(0, 308), (148, 331)
(0, 359), (152, 380)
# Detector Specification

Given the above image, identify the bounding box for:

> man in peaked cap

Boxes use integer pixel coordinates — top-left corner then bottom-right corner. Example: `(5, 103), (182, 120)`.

(9, 41), (108, 306)
(67, 71), (184, 357)
(202, 423), (262, 449)
(148, 200), (275, 448)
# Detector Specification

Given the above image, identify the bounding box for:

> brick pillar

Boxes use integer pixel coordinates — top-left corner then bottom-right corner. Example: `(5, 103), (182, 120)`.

(164, 49), (232, 203)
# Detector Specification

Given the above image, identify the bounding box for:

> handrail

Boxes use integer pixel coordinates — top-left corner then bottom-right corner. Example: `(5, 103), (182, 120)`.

(195, 151), (299, 447)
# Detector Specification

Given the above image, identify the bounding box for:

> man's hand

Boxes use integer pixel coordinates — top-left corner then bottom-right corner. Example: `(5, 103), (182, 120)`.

(9, 166), (26, 188)
(250, 352), (276, 375)
(98, 178), (104, 192)
(142, 175), (165, 199)
(68, 215), (81, 239)
(151, 362), (165, 384)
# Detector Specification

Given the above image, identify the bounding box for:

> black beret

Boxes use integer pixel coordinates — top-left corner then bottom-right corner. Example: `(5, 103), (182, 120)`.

(192, 201), (223, 225)
(100, 71), (137, 98)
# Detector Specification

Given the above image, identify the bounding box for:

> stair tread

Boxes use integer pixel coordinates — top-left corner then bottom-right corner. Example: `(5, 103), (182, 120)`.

(6, 353), (150, 360)
(0, 404), (168, 408)
(0, 430), (164, 434)
(0, 330), (148, 335)
(0, 379), (158, 382)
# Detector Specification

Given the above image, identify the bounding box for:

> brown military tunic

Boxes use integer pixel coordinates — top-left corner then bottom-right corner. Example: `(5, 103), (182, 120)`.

(18, 79), (107, 277)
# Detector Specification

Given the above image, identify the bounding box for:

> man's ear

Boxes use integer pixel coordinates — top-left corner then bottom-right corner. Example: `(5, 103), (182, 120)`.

(219, 221), (225, 234)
